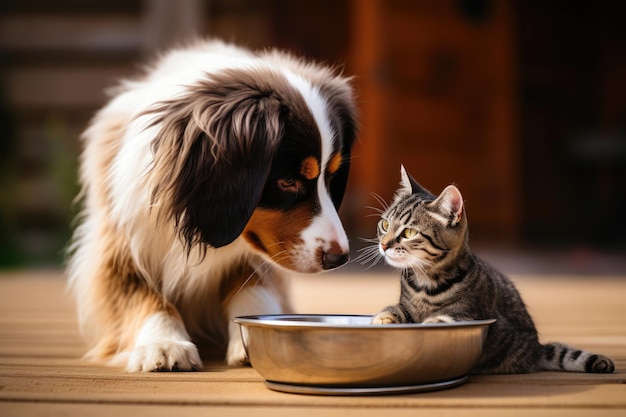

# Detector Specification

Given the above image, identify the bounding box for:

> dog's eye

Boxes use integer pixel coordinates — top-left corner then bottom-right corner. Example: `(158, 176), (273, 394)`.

(277, 178), (301, 193)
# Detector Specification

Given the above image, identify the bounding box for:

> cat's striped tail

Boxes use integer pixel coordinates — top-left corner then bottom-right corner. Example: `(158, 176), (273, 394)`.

(541, 342), (615, 373)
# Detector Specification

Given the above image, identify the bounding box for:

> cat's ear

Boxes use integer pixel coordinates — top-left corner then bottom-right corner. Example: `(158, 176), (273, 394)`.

(400, 165), (429, 195)
(437, 185), (464, 226)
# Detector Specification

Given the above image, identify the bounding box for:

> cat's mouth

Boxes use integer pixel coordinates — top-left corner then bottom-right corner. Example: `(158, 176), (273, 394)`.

(381, 249), (411, 269)
(380, 246), (429, 270)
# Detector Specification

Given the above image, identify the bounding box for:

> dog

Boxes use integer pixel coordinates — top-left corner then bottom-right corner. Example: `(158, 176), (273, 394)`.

(67, 40), (357, 371)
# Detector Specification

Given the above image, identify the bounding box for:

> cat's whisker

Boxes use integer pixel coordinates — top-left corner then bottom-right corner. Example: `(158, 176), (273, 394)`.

(354, 244), (383, 269)
(357, 251), (380, 266)
(410, 264), (428, 279)
(356, 245), (378, 254)
(364, 205), (385, 215)
(358, 237), (379, 244)
(401, 252), (432, 279)
(370, 192), (389, 211)
(354, 246), (379, 262)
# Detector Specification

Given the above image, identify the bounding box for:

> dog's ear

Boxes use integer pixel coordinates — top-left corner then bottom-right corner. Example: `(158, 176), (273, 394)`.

(325, 84), (358, 209)
(149, 75), (285, 249)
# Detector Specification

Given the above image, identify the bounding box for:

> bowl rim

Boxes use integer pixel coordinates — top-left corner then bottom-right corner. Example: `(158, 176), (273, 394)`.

(233, 314), (496, 329)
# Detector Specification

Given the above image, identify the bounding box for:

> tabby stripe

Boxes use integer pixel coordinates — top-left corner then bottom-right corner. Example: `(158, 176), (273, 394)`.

(398, 207), (413, 223)
(426, 209), (450, 225)
(570, 350), (582, 361)
(425, 268), (466, 296)
(399, 303), (413, 323)
(544, 344), (555, 361)
(558, 347), (568, 369)
(421, 233), (445, 252)
(419, 247), (439, 257)
(433, 251), (449, 263)
(420, 296), (445, 308)
(403, 273), (423, 293)
(585, 355), (599, 373)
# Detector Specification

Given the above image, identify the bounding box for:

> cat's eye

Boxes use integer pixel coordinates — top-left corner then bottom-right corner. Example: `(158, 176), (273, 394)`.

(380, 219), (389, 231)
(402, 228), (418, 238)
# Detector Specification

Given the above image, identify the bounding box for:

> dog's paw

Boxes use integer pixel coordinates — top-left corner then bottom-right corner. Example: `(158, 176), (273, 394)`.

(371, 311), (398, 325)
(226, 339), (249, 366)
(422, 314), (455, 324)
(126, 340), (202, 372)
(125, 311), (202, 372)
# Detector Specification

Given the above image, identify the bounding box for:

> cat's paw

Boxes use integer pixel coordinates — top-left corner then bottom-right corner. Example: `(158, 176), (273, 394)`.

(126, 340), (202, 372)
(588, 354), (615, 373)
(422, 315), (455, 324)
(371, 311), (398, 324)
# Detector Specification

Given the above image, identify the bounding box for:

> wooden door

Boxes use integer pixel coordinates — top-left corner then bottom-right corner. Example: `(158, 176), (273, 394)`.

(346, 0), (519, 244)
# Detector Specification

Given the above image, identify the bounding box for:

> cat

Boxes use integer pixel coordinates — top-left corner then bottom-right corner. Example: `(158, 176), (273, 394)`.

(368, 165), (615, 374)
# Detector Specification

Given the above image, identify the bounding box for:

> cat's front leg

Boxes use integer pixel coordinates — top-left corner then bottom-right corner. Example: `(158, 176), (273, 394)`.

(422, 314), (455, 324)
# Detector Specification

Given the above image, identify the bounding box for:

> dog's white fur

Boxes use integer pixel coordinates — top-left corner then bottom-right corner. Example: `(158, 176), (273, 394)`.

(67, 40), (356, 371)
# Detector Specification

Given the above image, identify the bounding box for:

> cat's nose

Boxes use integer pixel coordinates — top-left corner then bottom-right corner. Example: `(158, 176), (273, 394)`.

(380, 243), (388, 251)
(322, 249), (349, 270)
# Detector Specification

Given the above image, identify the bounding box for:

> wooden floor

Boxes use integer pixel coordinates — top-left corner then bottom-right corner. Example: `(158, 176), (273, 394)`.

(1, 269), (625, 416)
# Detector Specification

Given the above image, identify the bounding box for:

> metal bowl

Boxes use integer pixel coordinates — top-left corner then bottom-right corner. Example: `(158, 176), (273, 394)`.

(233, 314), (495, 395)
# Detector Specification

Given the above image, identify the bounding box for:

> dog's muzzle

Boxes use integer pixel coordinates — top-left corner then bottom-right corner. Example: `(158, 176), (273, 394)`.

(321, 248), (349, 270)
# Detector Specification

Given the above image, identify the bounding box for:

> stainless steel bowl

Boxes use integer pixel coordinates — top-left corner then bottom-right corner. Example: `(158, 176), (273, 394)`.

(233, 314), (495, 395)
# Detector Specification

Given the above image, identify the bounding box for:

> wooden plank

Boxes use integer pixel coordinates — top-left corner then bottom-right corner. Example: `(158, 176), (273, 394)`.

(0, 271), (624, 416)
(4, 403), (625, 417)
(1, 370), (625, 407)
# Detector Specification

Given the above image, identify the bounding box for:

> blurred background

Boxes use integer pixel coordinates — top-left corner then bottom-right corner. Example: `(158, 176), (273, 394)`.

(0, 0), (624, 273)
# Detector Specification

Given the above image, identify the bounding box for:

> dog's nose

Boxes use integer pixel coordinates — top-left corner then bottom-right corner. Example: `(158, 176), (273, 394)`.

(321, 249), (349, 270)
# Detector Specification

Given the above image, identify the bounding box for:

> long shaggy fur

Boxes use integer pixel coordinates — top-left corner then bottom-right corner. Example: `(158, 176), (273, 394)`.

(67, 40), (357, 371)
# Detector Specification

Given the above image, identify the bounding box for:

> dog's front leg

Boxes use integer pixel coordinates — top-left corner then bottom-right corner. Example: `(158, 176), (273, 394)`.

(225, 284), (287, 366)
